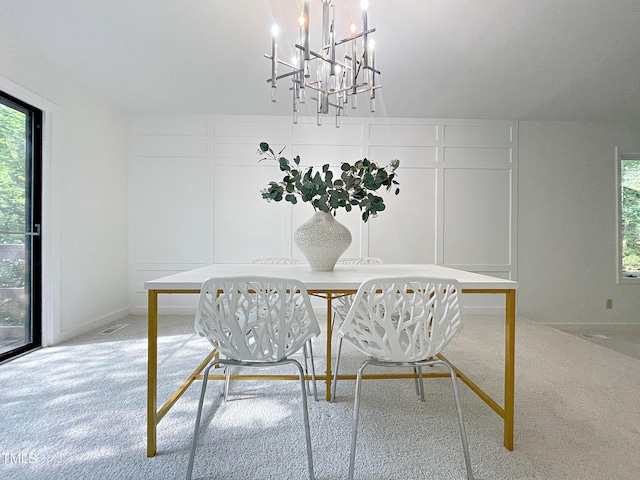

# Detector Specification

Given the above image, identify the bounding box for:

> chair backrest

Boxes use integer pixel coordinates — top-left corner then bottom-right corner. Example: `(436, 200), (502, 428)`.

(339, 277), (463, 362)
(195, 276), (320, 362)
(251, 257), (302, 264)
(336, 257), (383, 265)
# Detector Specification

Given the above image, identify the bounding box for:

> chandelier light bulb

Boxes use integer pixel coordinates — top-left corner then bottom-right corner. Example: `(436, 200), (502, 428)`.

(361, 0), (368, 11)
(271, 24), (279, 37)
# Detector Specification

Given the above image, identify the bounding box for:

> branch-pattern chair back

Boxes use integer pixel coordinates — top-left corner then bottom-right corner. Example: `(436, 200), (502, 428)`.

(195, 276), (320, 362)
(251, 257), (302, 264)
(339, 277), (462, 362)
(336, 257), (383, 265)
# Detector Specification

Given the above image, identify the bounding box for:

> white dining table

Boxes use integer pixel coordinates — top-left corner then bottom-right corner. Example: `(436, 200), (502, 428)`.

(144, 263), (518, 457)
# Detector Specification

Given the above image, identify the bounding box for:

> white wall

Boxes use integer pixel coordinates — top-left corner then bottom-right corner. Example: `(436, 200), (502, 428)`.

(1, 35), (130, 344)
(129, 115), (518, 314)
(518, 121), (640, 324)
(8, 26), (637, 333)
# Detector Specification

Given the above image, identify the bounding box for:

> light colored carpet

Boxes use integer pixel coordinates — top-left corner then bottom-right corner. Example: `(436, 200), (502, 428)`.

(1, 313), (639, 479)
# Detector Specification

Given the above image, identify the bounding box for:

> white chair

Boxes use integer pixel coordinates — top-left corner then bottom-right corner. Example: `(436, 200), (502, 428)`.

(186, 276), (321, 480)
(219, 256), (305, 399)
(336, 256), (383, 266)
(251, 256), (303, 264)
(332, 257), (383, 331)
(331, 277), (475, 480)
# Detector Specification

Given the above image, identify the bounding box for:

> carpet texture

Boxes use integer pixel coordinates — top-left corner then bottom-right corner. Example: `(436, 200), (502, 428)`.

(1, 314), (639, 479)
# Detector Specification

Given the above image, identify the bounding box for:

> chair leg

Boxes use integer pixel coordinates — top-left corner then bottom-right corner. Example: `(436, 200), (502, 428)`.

(417, 366), (425, 402)
(306, 340), (318, 401)
(290, 359), (316, 480)
(330, 336), (344, 402)
(441, 361), (475, 480)
(223, 365), (231, 401)
(348, 360), (370, 480)
(186, 361), (216, 480)
(302, 343), (311, 396)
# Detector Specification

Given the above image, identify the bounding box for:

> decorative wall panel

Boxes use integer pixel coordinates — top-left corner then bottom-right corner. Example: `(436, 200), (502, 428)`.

(129, 116), (517, 313)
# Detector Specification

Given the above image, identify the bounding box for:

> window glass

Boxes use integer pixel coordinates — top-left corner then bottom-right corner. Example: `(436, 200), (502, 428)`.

(620, 156), (640, 278)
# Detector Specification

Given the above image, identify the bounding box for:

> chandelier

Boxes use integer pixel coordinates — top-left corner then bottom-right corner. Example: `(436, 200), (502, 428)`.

(266, 0), (380, 127)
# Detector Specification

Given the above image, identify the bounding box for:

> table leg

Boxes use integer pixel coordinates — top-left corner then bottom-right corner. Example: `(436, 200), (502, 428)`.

(147, 290), (158, 457)
(504, 289), (516, 450)
(325, 293), (333, 401)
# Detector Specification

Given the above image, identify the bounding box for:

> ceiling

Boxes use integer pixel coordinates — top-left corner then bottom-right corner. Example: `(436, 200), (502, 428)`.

(2, 0), (640, 122)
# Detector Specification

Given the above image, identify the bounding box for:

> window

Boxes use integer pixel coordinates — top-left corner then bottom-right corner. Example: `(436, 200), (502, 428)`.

(616, 148), (640, 282)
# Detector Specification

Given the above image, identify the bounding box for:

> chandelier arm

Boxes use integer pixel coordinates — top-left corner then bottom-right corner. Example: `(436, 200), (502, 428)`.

(349, 84), (382, 95)
(307, 96), (344, 111)
(266, 70), (300, 84)
(295, 45), (329, 63)
(264, 54), (301, 72)
(304, 82), (380, 98)
(334, 28), (376, 47)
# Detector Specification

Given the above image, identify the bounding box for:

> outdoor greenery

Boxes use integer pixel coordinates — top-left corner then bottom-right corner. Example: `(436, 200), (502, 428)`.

(0, 102), (27, 326)
(0, 104), (26, 235)
(622, 159), (640, 274)
(258, 142), (400, 222)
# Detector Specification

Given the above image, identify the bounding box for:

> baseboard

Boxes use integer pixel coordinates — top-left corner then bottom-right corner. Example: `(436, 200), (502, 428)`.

(129, 305), (507, 319)
(463, 307), (506, 316)
(542, 321), (640, 327)
(52, 307), (131, 345)
(129, 306), (196, 316)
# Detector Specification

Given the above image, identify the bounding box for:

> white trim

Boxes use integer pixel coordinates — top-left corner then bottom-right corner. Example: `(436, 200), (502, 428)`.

(544, 321), (640, 328)
(615, 147), (640, 285)
(54, 308), (131, 344)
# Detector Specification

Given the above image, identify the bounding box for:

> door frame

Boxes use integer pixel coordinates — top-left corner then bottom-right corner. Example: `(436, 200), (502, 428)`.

(0, 89), (43, 363)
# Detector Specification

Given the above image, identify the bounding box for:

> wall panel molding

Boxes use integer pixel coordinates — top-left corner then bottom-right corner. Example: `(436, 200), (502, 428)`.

(129, 115), (517, 312)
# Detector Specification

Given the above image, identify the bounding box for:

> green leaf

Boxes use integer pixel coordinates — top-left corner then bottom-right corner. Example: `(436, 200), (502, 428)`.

(257, 141), (401, 222)
(325, 170), (333, 183)
(279, 157), (290, 171)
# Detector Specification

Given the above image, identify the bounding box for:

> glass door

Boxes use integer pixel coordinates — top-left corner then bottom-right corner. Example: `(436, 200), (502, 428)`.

(0, 91), (42, 363)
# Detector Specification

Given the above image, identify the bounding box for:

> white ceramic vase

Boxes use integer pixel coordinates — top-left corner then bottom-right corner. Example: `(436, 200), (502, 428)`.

(294, 211), (352, 271)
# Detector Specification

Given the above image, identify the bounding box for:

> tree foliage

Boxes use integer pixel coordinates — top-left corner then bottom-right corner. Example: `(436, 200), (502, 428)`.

(0, 104), (26, 234)
(0, 103), (27, 326)
(622, 160), (640, 274)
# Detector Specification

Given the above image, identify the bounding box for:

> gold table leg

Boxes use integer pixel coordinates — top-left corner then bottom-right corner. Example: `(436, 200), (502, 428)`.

(325, 293), (333, 401)
(504, 289), (516, 451)
(147, 290), (158, 457)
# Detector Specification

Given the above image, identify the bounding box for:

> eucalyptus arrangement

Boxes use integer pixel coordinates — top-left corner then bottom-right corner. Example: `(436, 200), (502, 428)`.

(258, 142), (400, 222)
